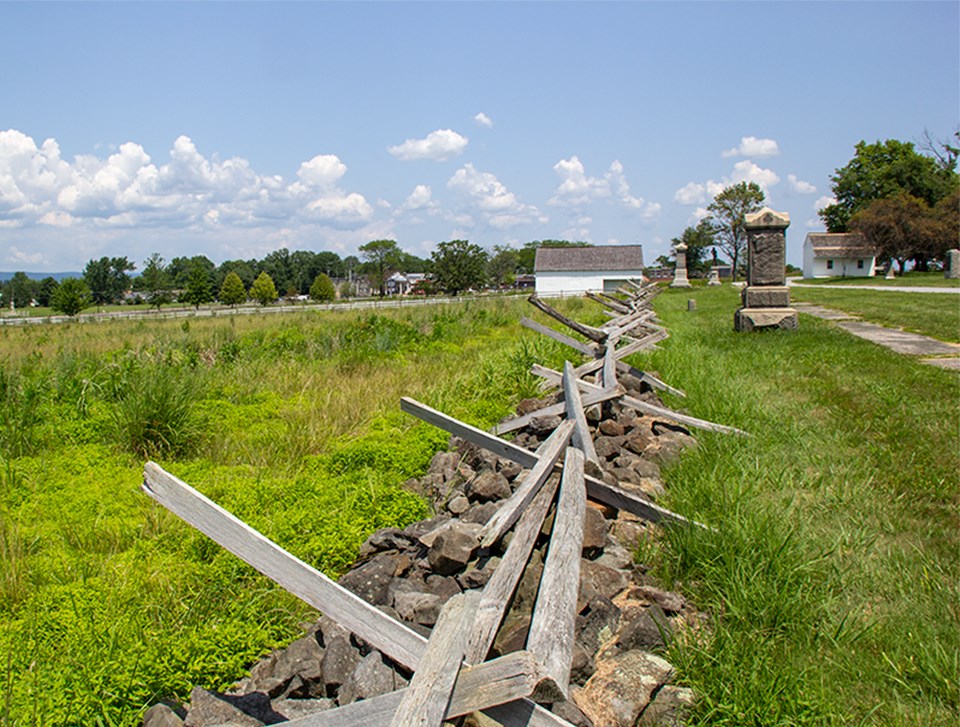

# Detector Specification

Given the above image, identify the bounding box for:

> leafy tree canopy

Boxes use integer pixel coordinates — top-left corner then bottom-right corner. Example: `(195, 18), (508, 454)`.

(249, 271), (279, 306)
(518, 240), (591, 274)
(431, 239), (488, 295)
(819, 138), (959, 232)
(359, 239), (401, 297)
(36, 277), (60, 307)
(50, 277), (91, 317)
(180, 263), (214, 309)
(83, 256), (135, 305)
(218, 271), (247, 307)
(707, 181), (765, 281)
(140, 253), (172, 310)
(487, 245), (520, 288)
(309, 273), (336, 302)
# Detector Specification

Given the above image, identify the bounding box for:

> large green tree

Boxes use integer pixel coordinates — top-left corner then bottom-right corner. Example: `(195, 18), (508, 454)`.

(180, 263), (214, 309)
(50, 277), (92, 317)
(218, 271), (247, 307)
(819, 139), (959, 232)
(309, 273), (336, 302)
(249, 271), (279, 306)
(83, 256), (135, 305)
(36, 277), (60, 307)
(487, 245), (520, 289)
(140, 253), (173, 310)
(431, 240), (488, 295)
(359, 240), (401, 297)
(4, 272), (37, 309)
(707, 181), (765, 281)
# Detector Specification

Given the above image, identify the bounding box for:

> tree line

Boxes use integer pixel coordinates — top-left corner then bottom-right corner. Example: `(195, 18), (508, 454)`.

(0, 239), (591, 317)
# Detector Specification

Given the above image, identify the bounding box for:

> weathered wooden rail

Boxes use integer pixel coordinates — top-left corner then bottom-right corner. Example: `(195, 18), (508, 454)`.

(142, 279), (742, 725)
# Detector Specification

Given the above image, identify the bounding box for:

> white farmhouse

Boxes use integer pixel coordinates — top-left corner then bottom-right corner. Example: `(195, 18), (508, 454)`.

(534, 245), (645, 295)
(802, 233), (877, 279)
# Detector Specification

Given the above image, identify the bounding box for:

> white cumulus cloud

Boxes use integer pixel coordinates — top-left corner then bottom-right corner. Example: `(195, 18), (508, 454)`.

(722, 136), (780, 158)
(447, 163), (542, 229)
(549, 157), (659, 220)
(388, 129), (469, 161)
(474, 112), (493, 128)
(814, 195), (836, 211)
(788, 174), (816, 194)
(674, 181), (707, 206)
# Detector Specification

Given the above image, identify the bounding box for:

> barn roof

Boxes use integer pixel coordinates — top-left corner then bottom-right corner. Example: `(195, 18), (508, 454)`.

(804, 233), (876, 259)
(534, 245), (645, 272)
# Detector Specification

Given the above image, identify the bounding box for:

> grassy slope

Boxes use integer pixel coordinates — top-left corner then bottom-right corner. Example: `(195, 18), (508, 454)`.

(637, 285), (958, 725)
(795, 272), (960, 288)
(0, 298), (575, 725)
(790, 287), (960, 343)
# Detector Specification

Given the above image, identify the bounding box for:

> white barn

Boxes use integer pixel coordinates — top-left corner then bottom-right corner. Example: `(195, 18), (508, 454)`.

(802, 233), (877, 279)
(534, 245), (645, 295)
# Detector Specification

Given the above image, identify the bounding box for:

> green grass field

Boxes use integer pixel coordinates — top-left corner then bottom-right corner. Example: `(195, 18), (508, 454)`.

(636, 285), (958, 725)
(795, 271), (960, 288)
(790, 286), (960, 343)
(1, 289), (956, 725)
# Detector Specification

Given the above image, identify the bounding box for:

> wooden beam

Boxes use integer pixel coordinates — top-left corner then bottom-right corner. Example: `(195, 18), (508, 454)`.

(465, 473), (560, 664)
(520, 316), (598, 357)
(480, 419), (574, 548)
(601, 344), (618, 389)
(585, 291), (630, 314)
(144, 463), (573, 727)
(527, 295), (608, 344)
(142, 463), (427, 671)
(611, 329), (669, 359)
(527, 448), (585, 702)
(494, 386), (622, 435)
(401, 397), (538, 469)
(616, 361), (686, 398)
(563, 361), (599, 465)
(390, 591), (480, 727)
(289, 651), (568, 727)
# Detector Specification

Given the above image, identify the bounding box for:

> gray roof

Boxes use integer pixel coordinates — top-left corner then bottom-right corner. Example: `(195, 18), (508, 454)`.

(534, 245), (644, 273)
(804, 233), (876, 258)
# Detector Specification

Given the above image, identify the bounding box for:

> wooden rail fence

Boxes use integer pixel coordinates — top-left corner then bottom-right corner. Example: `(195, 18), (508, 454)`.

(142, 280), (744, 725)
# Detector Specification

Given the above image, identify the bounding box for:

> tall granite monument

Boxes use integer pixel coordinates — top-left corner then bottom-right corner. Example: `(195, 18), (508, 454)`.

(670, 242), (692, 288)
(734, 207), (799, 332)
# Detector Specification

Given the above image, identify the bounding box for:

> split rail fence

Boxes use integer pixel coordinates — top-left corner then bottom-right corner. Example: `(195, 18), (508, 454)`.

(142, 281), (746, 726)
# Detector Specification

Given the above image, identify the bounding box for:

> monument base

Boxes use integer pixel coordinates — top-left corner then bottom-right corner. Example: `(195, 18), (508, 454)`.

(669, 272), (691, 288)
(741, 285), (790, 308)
(734, 307), (799, 332)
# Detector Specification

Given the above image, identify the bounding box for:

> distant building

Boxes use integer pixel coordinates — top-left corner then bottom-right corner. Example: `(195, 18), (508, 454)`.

(803, 233), (877, 278)
(534, 245), (645, 295)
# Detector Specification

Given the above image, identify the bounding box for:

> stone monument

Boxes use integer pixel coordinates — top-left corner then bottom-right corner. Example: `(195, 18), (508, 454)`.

(707, 268), (721, 285)
(734, 207), (798, 332)
(885, 261), (896, 280)
(670, 242), (692, 288)
(946, 249), (960, 279)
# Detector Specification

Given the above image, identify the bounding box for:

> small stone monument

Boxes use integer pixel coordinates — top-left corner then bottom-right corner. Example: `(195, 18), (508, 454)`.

(734, 207), (798, 332)
(885, 261), (896, 280)
(670, 242), (692, 288)
(946, 249), (960, 279)
(707, 268), (721, 286)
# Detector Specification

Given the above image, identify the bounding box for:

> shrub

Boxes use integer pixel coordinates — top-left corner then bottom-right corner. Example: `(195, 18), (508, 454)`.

(310, 274), (336, 302)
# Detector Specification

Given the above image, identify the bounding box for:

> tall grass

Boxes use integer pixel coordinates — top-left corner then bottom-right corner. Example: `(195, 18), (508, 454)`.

(636, 285), (959, 725)
(0, 296), (595, 725)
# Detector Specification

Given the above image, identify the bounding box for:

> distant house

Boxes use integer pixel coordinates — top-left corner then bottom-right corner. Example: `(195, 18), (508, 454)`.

(802, 233), (877, 279)
(534, 245), (645, 295)
(385, 272), (428, 295)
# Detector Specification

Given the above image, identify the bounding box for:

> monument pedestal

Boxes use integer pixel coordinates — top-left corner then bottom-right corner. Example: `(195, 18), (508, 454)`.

(734, 307), (798, 332)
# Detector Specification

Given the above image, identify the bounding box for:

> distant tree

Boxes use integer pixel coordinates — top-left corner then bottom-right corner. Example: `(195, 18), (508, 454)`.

(249, 271), (279, 306)
(169, 255), (215, 289)
(359, 239), (401, 297)
(5, 272), (37, 309)
(431, 240), (488, 295)
(181, 263), (214, 309)
(518, 240), (591, 274)
(671, 219), (716, 276)
(397, 251), (432, 274)
(50, 277), (92, 317)
(261, 248), (294, 295)
(337, 280), (355, 299)
(918, 128), (960, 174)
(36, 277), (60, 307)
(487, 245), (520, 289)
(140, 253), (173, 310)
(851, 192), (941, 274)
(83, 256), (135, 305)
(216, 259), (257, 290)
(218, 271), (247, 307)
(819, 139), (958, 232)
(707, 182), (765, 281)
(309, 273), (336, 302)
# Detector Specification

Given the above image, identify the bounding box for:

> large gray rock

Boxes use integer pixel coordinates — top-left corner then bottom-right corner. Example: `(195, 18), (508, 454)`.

(579, 559), (629, 606)
(394, 590), (443, 626)
(427, 522), (481, 575)
(337, 651), (406, 705)
(143, 704), (184, 727)
(184, 687), (276, 727)
(466, 470), (511, 502)
(321, 634), (361, 692)
(338, 552), (405, 605)
(615, 602), (672, 651)
(573, 650), (675, 727)
(236, 632), (324, 698)
(637, 685), (696, 726)
(357, 527), (418, 558)
(581, 506), (610, 556)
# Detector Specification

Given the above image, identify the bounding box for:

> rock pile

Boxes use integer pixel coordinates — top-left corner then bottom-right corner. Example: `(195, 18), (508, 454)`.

(144, 376), (700, 727)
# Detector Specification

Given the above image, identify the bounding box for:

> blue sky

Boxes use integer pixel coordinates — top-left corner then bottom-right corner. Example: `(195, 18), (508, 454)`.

(1, 1), (957, 272)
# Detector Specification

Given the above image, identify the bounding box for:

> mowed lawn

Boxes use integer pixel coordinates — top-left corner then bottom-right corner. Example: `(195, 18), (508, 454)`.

(790, 285), (960, 343)
(636, 284), (958, 725)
